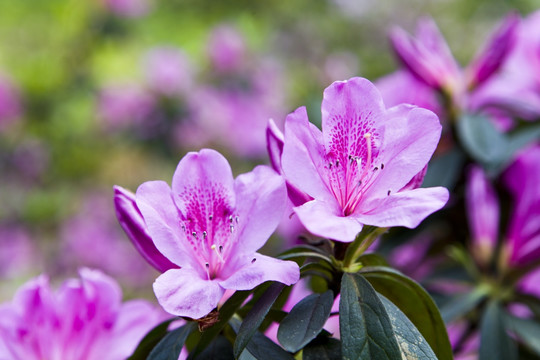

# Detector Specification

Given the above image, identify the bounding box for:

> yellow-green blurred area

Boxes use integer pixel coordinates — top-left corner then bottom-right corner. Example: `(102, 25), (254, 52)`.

(0, 0), (537, 300)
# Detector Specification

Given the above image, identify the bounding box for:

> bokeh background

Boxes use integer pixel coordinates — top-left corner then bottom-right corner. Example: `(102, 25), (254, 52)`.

(0, 0), (538, 302)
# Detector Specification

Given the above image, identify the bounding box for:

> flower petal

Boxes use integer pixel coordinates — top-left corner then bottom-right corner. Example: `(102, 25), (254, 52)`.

(362, 105), (442, 200)
(356, 187), (449, 228)
(136, 180), (199, 270)
(234, 165), (287, 253)
(114, 185), (177, 273)
(294, 200), (364, 242)
(171, 149), (235, 208)
(281, 106), (332, 202)
(219, 254), (299, 290)
(153, 268), (225, 319)
(266, 118), (284, 173)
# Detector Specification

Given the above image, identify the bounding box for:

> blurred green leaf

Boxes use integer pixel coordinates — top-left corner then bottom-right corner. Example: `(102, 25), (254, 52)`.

(339, 273), (402, 360)
(359, 266), (453, 360)
(506, 314), (540, 357)
(277, 290), (334, 352)
(440, 287), (488, 323)
(479, 301), (517, 360)
(196, 336), (234, 360)
(422, 147), (466, 190)
(303, 336), (342, 360)
(148, 322), (196, 360)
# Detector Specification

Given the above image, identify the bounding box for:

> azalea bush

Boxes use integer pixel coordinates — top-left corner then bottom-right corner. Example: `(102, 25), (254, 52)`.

(1, 1), (540, 359)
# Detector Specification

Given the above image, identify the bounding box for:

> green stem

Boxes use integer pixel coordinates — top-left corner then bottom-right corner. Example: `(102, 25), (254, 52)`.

(342, 226), (387, 271)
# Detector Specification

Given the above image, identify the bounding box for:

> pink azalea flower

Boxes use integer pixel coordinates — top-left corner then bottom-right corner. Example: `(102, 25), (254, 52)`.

(114, 185), (178, 273)
(390, 14), (519, 95)
(465, 166), (500, 264)
(207, 25), (246, 72)
(133, 149), (299, 319)
(279, 77), (449, 242)
(103, 0), (149, 18)
(0, 268), (163, 360)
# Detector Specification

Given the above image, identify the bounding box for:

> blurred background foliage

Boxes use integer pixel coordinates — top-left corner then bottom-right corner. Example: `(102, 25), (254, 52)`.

(0, 0), (538, 300)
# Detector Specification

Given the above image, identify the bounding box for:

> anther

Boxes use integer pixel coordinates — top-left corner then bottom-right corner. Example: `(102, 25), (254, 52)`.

(209, 215), (213, 220)
(229, 215), (233, 222)
(251, 258), (257, 263)
(381, 163), (385, 170)
(373, 167), (378, 171)
(202, 231), (207, 239)
(192, 231), (197, 237)
(235, 216), (239, 223)
(211, 244), (225, 263)
(387, 190), (391, 196)
(230, 225), (234, 233)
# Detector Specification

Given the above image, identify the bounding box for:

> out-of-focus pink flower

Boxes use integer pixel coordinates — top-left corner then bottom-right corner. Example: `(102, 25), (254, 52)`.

(143, 47), (194, 97)
(465, 166), (499, 264)
(207, 25), (246, 72)
(60, 192), (156, 288)
(375, 70), (442, 117)
(103, 0), (149, 18)
(502, 146), (540, 267)
(98, 84), (155, 131)
(388, 234), (439, 281)
(0, 224), (39, 279)
(280, 77), (448, 242)
(114, 185), (178, 273)
(0, 75), (22, 132)
(390, 15), (518, 95)
(10, 139), (49, 181)
(134, 149), (299, 319)
(0, 268), (163, 360)
(322, 52), (359, 85)
(446, 321), (479, 360)
(472, 11), (540, 121)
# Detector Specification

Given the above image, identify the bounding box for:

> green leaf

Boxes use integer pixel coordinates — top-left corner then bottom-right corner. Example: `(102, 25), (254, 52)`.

(506, 315), (540, 356)
(479, 301), (517, 360)
(196, 336), (234, 360)
(378, 295), (437, 359)
(188, 290), (252, 359)
(339, 273), (402, 360)
(359, 266), (453, 360)
(277, 290), (334, 352)
(303, 337), (342, 360)
(127, 318), (177, 360)
(234, 282), (285, 358)
(230, 317), (294, 360)
(148, 322), (196, 360)
(440, 287), (488, 323)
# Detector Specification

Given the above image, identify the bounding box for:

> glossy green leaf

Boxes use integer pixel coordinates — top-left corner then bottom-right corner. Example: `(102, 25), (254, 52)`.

(357, 253), (389, 267)
(339, 273), (402, 360)
(479, 301), (517, 360)
(277, 290), (334, 352)
(303, 337), (342, 360)
(127, 318), (177, 360)
(234, 282), (285, 358)
(456, 113), (507, 165)
(148, 322), (196, 360)
(360, 266), (453, 360)
(378, 295), (437, 359)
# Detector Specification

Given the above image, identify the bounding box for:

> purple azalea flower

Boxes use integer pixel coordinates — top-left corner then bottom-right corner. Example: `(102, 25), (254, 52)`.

(0, 224), (40, 279)
(279, 77), (448, 242)
(472, 10), (540, 121)
(0, 268), (163, 360)
(143, 47), (194, 97)
(114, 185), (178, 273)
(465, 166), (499, 264)
(133, 149), (299, 319)
(502, 146), (540, 266)
(390, 14), (518, 94)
